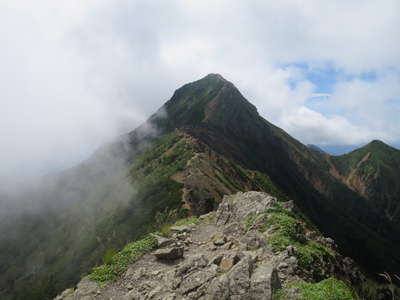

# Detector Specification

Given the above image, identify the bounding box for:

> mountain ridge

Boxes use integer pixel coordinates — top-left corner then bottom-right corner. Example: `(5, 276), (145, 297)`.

(0, 74), (399, 300)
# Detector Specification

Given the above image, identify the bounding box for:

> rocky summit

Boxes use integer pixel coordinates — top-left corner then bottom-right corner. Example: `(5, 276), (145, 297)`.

(55, 192), (366, 300)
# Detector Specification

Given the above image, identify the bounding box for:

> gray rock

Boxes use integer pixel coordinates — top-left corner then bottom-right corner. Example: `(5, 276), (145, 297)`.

(154, 247), (184, 260)
(216, 192), (277, 226)
(205, 274), (230, 300)
(179, 266), (217, 294)
(286, 245), (296, 256)
(170, 225), (191, 233)
(240, 230), (265, 250)
(226, 255), (254, 296)
(282, 200), (295, 212)
(219, 254), (239, 272)
(221, 241), (233, 250)
(249, 263), (281, 300)
(54, 288), (74, 300)
(150, 233), (174, 248)
(206, 255), (254, 299)
(124, 266), (146, 280)
(223, 222), (242, 238)
(199, 211), (214, 220)
(74, 278), (99, 297)
(175, 254), (209, 277)
(212, 232), (226, 246)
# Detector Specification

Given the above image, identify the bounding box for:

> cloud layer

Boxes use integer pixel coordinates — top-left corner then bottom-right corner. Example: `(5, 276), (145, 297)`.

(0, 0), (399, 183)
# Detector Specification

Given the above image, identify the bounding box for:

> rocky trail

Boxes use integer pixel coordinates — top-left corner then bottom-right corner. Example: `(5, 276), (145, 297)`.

(56, 192), (365, 300)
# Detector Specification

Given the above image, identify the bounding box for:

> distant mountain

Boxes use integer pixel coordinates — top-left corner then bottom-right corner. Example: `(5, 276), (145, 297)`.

(307, 144), (327, 154)
(319, 144), (363, 155)
(1, 74), (399, 299)
(330, 140), (400, 224)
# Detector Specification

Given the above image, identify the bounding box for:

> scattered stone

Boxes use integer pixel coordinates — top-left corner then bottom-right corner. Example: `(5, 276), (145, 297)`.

(199, 211), (214, 219)
(282, 200), (295, 212)
(278, 262), (288, 269)
(210, 254), (224, 265)
(212, 232), (226, 246)
(170, 225), (191, 233)
(179, 266), (217, 294)
(124, 267), (146, 281)
(223, 222), (241, 237)
(221, 241), (233, 250)
(154, 247), (184, 260)
(208, 244), (217, 251)
(324, 237), (337, 249)
(305, 230), (318, 240)
(150, 233), (174, 248)
(287, 245), (296, 256)
(240, 230), (265, 250)
(219, 255), (237, 272)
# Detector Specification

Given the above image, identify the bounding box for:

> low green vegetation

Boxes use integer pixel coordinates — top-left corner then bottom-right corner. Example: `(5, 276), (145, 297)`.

(274, 277), (355, 300)
(245, 203), (334, 269)
(88, 235), (157, 282)
(103, 249), (118, 265)
(174, 217), (201, 226)
(89, 216), (202, 283)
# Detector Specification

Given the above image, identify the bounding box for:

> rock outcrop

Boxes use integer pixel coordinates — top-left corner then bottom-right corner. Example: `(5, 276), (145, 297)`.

(55, 192), (367, 300)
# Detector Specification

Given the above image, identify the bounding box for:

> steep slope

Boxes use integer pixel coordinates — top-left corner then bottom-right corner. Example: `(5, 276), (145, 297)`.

(1, 74), (399, 300)
(329, 140), (400, 224)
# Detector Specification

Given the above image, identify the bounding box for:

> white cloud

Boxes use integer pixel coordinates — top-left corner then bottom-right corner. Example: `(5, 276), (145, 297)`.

(280, 106), (386, 145)
(0, 0), (399, 184)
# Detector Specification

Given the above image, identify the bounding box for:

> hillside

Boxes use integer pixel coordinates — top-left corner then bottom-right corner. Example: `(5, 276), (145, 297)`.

(329, 140), (400, 224)
(0, 74), (399, 299)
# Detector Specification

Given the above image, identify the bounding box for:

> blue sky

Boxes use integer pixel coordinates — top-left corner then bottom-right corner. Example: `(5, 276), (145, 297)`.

(0, 0), (399, 182)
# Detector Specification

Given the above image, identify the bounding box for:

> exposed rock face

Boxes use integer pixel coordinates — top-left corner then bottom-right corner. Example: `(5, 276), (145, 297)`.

(216, 191), (277, 226)
(55, 192), (367, 300)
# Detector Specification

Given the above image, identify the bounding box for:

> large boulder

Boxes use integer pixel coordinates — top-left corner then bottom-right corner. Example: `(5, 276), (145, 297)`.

(154, 247), (184, 260)
(216, 192), (277, 226)
(250, 263), (281, 300)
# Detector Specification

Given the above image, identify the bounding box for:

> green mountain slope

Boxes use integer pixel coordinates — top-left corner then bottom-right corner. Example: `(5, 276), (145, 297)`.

(330, 140), (400, 224)
(0, 74), (399, 299)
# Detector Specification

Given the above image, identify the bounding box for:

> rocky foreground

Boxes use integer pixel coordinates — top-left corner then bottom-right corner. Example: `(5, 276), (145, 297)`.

(56, 192), (366, 300)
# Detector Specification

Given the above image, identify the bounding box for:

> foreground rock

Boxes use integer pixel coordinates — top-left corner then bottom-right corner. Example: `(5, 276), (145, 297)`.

(154, 247), (184, 260)
(55, 192), (369, 300)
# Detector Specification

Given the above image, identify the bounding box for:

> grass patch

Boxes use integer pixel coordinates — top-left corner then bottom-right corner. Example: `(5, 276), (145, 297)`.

(173, 217), (200, 226)
(88, 235), (157, 283)
(274, 277), (355, 300)
(266, 212), (333, 268)
(247, 203), (334, 270)
(296, 241), (334, 268)
(103, 249), (117, 265)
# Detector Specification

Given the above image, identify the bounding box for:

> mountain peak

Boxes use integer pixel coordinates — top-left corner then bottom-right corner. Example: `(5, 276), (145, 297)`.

(363, 139), (394, 152)
(369, 139), (385, 146)
(187, 73), (230, 89)
(202, 73), (226, 81)
(150, 74), (258, 133)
